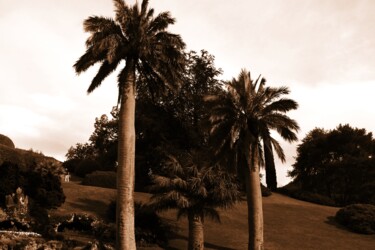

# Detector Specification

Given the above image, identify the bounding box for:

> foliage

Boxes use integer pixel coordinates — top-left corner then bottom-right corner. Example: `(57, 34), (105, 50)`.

(204, 69), (299, 183)
(149, 150), (240, 222)
(278, 185), (336, 206)
(65, 107), (119, 173)
(289, 124), (375, 205)
(0, 134), (15, 148)
(261, 184), (272, 197)
(335, 204), (375, 234)
(0, 161), (65, 210)
(82, 171), (117, 189)
(106, 201), (173, 247)
(74, 158), (102, 178)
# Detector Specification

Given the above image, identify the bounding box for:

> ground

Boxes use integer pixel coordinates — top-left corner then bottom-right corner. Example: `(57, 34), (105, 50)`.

(47, 176), (375, 249)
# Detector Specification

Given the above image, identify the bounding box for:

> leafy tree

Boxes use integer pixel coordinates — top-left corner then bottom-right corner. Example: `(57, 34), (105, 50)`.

(205, 70), (299, 250)
(65, 107), (119, 174)
(73, 0), (185, 247)
(149, 150), (240, 250)
(290, 124), (375, 205)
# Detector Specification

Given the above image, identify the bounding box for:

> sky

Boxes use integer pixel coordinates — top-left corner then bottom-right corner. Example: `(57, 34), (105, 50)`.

(1, 0), (375, 186)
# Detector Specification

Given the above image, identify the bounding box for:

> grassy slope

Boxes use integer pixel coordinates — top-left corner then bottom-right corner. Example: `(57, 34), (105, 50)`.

(54, 178), (375, 250)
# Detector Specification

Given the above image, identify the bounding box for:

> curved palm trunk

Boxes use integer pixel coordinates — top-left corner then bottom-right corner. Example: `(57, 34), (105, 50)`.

(116, 59), (136, 250)
(188, 211), (205, 250)
(264, 137), (277, 191)
(245, 162), (264, 250)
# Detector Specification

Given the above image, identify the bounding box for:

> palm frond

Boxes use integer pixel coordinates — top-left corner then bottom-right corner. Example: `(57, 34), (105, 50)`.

(83, 16), (118, 34)
(203, 207), (221, 223)
(263, 98), (298, 114)
(269, 136), (286, 162)
(73, 48), (106, 74)
(87, 59), (121, 93)
(148, 12), (175, 34)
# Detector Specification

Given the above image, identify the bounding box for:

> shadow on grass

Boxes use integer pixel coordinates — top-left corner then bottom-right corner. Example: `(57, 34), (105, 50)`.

(165, 233), (236, 250)
(68, 197), (109, 218)
(325, 216), (350, 232)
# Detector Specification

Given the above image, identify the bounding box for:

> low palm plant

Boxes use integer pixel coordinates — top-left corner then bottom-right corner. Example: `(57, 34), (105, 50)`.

(149, 150), (240, 250)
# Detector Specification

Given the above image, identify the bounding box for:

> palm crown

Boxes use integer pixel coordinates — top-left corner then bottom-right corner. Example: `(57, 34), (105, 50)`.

(205, 69), (299, 172)
(74, 0), (185, 100)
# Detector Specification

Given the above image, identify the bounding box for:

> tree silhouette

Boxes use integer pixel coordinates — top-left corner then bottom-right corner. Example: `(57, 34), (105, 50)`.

(73, 0), (185, 248)
(205, 69), (299, 250)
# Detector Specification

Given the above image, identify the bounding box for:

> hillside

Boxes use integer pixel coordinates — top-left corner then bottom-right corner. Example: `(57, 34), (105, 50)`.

(53, 178), (375, 250)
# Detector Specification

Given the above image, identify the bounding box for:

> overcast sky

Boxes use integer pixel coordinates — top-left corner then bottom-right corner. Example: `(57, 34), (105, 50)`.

(1, 0), (374, 186)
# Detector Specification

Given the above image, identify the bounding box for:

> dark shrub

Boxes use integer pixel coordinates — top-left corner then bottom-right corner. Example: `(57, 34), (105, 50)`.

(74, 158), (101, 178)
(0, 161), (65, 210)
(0, 134), (15, 148)
(26, 171), (65, 209)
(0, 162), (25, 205)
(106, 200), (173, 247)
(82, 171), (116, 189)
(278, 183), (336, 206)
(335, 204), (375, 234)
(261, 184), (272, 197)
(62, 158), (80, 173)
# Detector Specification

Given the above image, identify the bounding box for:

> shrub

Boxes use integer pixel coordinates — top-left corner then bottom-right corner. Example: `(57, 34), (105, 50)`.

(261, 184), (272, 197)
(335, 204), (375, 234)
(82, 171), (116, 189)
(0, 161), (65, 210)
(106, 200), (173, 247)
(74, 158), (101, 177)
(0, 134), (15, 148)
(278, 182), (336, 206)
(62, 158), (80, 173)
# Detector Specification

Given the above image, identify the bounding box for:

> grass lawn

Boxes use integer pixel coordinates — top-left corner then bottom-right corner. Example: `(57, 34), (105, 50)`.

(52, 177), (375, 249)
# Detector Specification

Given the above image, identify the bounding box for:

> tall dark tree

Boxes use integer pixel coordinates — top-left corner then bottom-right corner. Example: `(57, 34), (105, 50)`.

(73, 0), (185, 248)
(205, 70), (299, 250)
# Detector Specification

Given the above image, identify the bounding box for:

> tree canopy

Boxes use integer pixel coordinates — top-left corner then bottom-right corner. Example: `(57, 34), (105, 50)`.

(289, 124), (375, 205)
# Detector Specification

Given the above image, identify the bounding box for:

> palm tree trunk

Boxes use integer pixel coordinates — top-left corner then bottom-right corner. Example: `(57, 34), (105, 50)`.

(188, 211), (204, 250)
(245, 162), (264, 250)
(116, 58), (136, 250)
(264, 137), (277, 191)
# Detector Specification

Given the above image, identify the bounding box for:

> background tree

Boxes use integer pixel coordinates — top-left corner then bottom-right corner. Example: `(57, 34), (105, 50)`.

(205, 70), (299, 250)
(289, 124), (375, 205)
(65, 107), (119, 175)
(73, 0), (185, 248)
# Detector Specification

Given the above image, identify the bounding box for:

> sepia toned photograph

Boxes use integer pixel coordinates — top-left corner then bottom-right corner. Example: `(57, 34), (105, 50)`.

(0, 1), (374, 249)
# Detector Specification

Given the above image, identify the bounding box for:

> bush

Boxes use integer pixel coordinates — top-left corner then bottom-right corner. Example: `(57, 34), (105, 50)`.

(62, 158), (80, 173)
(74, 158), (101, 178)
(82, 171), (116, 189)
(0, 134), (15, 148)
(278, 184), (336, 206)
(335, 204), (375, 234)
(261, 184), (272, 197)
(106, 200), (173, 247)
(0, 161), (65, 209)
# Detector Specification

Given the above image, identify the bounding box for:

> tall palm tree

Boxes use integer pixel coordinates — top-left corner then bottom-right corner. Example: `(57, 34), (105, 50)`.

(73, 1), (185, 248)
(149, 150), (240, 250)
(204, 69), (299, 250)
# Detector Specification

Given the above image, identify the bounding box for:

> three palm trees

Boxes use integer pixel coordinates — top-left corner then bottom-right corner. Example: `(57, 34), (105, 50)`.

(205, 70), (299, 249)
(74, 1), (299, 249)
(74, 0), (185, 248)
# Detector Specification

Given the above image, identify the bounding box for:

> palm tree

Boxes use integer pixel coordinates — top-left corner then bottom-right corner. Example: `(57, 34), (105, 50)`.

(204, 69), (299, 250)
(149, 150), (240, 250)
(73, 0), (185, 248)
